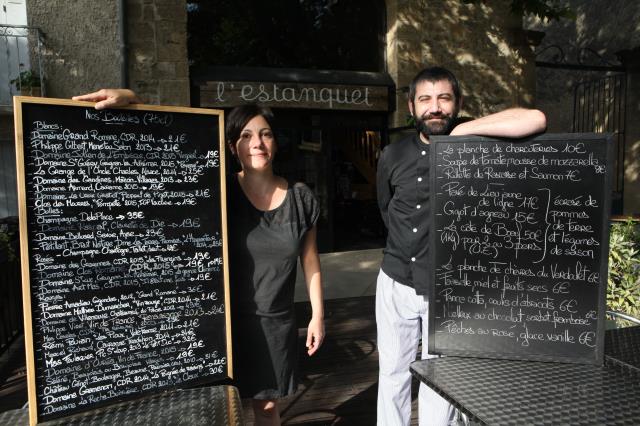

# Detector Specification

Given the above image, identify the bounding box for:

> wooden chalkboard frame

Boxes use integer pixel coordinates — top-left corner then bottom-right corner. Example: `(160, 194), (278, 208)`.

(13, 96), (231, 424)
(428, 133), (613, 365)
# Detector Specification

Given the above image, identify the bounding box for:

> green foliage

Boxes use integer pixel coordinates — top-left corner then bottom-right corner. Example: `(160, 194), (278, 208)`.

(463, 0), (574, 22)
(608, 220), (640, 319)
(10, 69), (41, 89)
(0, 230), (16, 262)
(406, 114), (416, 127)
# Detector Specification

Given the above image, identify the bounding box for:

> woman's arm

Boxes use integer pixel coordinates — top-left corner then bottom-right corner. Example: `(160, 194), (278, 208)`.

(450, 108), (547, 138)
(300, 225), (324, 356)
(72, 89), (141, 110)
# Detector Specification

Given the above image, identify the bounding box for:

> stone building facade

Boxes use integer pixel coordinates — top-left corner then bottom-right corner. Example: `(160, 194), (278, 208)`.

(386, 0), (538, 127)
(125, 0), (189, 106)
(2, 0), (543, 236)
(14, 1), (640, 217)
(24, 1), (121, 97)
(526, 0), (640, 215)
(22, 0), (535, 124)
(25, 0), (190, 106)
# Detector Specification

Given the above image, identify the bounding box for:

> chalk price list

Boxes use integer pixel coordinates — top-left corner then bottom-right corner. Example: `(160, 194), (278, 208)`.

(433, 140), (607, 357)
(24, 109), (226, 416)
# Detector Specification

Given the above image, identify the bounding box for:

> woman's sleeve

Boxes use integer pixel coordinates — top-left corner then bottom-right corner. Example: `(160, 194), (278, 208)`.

(294, 182), (320, 231)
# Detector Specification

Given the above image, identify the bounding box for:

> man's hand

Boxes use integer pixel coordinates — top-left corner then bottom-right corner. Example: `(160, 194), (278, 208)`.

(72, 89), (141, 110)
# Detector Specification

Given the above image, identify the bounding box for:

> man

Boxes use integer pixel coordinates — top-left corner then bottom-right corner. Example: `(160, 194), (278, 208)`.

(376, 66), (546, 425)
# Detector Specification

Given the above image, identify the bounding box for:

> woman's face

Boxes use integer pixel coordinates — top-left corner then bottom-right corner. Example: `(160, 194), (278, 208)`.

(231, 115), (276, 172)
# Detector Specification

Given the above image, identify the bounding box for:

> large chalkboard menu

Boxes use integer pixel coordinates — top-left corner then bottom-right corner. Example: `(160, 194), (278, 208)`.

(429, 133), (613, 364)
(13, 97), (230, 423)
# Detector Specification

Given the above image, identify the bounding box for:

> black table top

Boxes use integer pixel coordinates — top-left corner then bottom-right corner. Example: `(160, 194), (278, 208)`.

(411, 354), (640, 425)
(605, 325), (640, 371)
(411, 327), (640, 426)
(0, 385), (244, 425)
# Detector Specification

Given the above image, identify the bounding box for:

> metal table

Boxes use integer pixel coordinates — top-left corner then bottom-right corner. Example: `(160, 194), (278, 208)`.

(410, 328), (640, 426)
(0, 385), (243, 425)
(605, 325), (640, 371)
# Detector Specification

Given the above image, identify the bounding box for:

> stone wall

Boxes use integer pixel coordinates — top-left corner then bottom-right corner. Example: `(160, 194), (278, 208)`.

(23, 0), (532, 119)
(4, 0), (189, 217)
(126, 0), (189, 106)
(526, 0), (640, 214)
(619, 48), (640, 215)
(25, 0), (121, 97)
(0, 116), (17, 217)
(385, 0), (537, 128)
(526, 0), (640, 133)
(24, 0), (189, 106)
(527, 0), (640, 63)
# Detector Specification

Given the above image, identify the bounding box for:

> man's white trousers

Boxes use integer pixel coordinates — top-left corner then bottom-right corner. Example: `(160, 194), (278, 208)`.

(376, 269), (455, 426)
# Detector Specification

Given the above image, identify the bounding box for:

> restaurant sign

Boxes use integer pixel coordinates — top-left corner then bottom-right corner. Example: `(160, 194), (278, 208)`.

(199, 81), (389, 111)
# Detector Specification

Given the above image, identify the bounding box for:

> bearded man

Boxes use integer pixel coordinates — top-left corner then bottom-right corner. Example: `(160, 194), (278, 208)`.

(375, 66), (546, 426)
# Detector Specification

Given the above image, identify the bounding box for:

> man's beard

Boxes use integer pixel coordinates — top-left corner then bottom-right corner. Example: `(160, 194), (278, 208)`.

(413, 109), (458, 137)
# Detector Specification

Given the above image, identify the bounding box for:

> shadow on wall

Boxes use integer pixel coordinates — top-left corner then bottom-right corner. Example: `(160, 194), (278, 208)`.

(534, 67), (614, 133)
(395, 0), (535, 119)
(525, 1), (640, 133)
(524, 1), (640, 214)
(527, 1), (640, 62)
(625, 139), (640, 215)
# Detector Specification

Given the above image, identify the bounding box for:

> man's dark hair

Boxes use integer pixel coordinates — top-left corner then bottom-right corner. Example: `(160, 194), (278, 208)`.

(408, 66), (461, 104)
(225, 104), (275, 147)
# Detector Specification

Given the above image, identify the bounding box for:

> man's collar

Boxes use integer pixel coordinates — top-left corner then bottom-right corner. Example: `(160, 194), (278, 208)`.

(412, 133), (429, 147)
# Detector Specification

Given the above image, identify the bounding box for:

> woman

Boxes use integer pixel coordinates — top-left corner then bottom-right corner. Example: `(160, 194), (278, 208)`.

(73, 90), (325, 425)
(224, 104), (324, 424)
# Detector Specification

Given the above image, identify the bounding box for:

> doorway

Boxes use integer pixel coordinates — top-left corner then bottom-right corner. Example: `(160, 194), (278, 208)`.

(265, 109), (386, 253)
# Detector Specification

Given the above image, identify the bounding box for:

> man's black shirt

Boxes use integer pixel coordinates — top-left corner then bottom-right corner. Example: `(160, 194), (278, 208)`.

(377, 133), (432, 295)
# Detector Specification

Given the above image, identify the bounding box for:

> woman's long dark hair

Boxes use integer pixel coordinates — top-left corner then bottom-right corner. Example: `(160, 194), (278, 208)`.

(225, 104), (275, 148)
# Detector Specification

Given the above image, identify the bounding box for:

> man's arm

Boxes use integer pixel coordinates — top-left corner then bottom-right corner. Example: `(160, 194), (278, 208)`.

(450, 108), (546, 138)
(376, 148), (392, 229)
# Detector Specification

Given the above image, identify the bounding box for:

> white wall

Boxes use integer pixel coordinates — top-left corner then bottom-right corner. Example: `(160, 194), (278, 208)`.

(1, 0), (30, 106)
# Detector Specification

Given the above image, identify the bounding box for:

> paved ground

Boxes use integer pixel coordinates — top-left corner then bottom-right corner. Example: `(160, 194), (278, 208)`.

(0, 335), (27, 412)
(294, 248), (382, 302)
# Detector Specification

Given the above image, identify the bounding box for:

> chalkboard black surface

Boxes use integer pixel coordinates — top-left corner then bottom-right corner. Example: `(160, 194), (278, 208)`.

(428, 133), (612, 364)
(14, 97), (230, 423)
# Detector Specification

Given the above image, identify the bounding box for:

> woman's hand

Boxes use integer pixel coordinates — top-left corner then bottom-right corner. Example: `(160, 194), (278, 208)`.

(72, 89), (141, 110)
(300, 225), (324, 356)
(306, 315), (325, 356)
